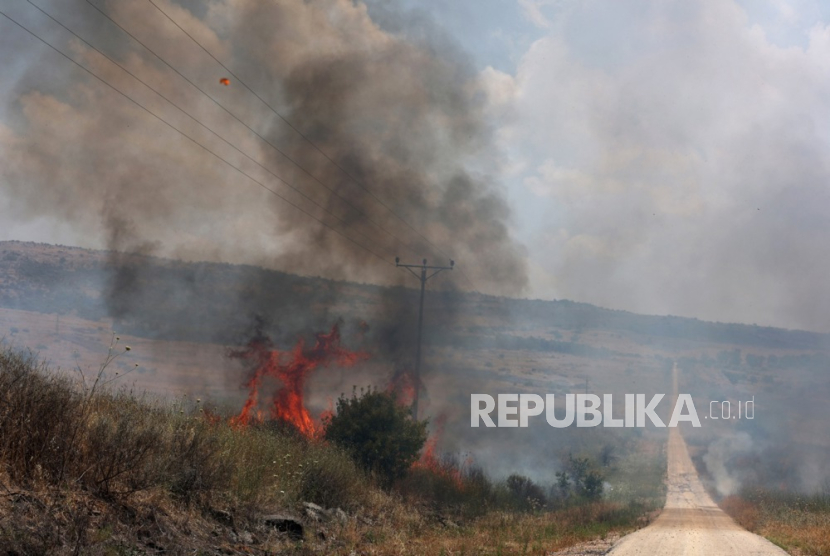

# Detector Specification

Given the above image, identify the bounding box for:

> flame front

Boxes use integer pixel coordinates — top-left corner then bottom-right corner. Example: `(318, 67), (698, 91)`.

(412, 413), (468, 488)
(229, 325), (367, 437)
(387, 369), (417, 408)
(228, 326), (465, 483)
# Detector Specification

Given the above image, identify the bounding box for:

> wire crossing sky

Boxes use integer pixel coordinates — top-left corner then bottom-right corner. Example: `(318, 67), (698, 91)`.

(1, 0), (520, 295)
(4, 0), (830, 331)
(9, 1), (403, 266)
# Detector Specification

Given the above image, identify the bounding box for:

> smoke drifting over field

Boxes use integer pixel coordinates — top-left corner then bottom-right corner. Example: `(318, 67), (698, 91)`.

(0, 3), (533, 480)
(3, 0), (830, 499)
(0, 0), (527, 299)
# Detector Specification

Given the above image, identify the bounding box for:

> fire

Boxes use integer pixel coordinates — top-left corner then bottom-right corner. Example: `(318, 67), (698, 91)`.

(385, 372), (466, 485)
(229, 325), (367, 437)
(227, 324), (467, 483)
(412, 413), (468, 488)
(219, 77), (230, 86)
(387, 369), (417, 407)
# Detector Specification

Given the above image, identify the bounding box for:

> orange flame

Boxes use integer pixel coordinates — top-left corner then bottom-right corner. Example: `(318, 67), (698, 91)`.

(387, 369), (417, 407)
(386, 371), (465, 485)
(219, 77), (230, 86)
(229, 325), (367, 437)
(412, 413), (467, 488)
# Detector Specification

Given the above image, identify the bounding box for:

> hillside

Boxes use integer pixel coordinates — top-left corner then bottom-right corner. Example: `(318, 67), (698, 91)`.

(1, 240), (829, 490)
(0, 346), (664, 555)
(3, 240), (828, 351)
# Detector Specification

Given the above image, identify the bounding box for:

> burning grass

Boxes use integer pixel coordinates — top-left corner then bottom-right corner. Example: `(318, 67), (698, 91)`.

(0, 345), (661, 554)
(721, 488), (830, 555)
(229, 324), (368, 435)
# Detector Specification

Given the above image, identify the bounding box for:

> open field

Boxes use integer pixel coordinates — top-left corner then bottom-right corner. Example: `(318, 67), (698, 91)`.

(2, 241), (830, 553)
(3, 242), (830, 455)
(721, 489), (830, 556)
(0, 346), (664, 555)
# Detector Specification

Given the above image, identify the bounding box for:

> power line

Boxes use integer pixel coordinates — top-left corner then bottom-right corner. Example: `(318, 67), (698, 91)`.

(396, 257), (454, 420)
(145, 0), (456, 264)
(83, 0), (429, 262)
(24, 0), (401, 262)
(144, 0), (479, 291)
(0, 8), (394, 267)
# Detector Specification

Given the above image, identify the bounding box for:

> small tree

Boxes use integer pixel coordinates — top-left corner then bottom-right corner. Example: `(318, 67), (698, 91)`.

(506, 473), (548, 510)
(562, 453), (605, 501)
(581, 469), (604, 500)
(324, 388), (428, 485)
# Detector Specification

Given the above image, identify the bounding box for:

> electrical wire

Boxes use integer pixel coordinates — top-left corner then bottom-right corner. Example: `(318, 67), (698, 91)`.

(145, 0), (458, 265)
(0, 8), (395, 267)
(84, 0), (433, 263)
(24, 0), (404, 262)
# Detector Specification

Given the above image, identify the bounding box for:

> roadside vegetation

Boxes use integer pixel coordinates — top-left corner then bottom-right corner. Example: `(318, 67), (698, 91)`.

(721, 488), (830, 555)
(0, 345), (664, 555)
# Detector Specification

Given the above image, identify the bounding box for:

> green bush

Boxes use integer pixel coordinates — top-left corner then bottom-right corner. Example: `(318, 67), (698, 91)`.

(506, 473), (548, 510)
(324, 388), (428, 486)
(563, 454), (605, 501)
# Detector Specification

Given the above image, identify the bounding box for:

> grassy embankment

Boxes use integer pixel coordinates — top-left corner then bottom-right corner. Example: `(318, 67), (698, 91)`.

(721, 489), (830, 555)
(0, 344), (664, 555)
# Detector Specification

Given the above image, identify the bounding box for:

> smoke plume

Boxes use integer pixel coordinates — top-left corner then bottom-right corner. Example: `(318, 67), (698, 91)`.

(0, 0), (528, 303)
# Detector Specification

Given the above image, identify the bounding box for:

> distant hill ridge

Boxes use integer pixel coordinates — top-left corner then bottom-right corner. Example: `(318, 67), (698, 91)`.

(0, 240), (827, 351)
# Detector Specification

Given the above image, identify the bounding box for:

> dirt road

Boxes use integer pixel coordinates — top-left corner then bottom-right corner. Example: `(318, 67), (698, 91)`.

(606, 427), (787, 555)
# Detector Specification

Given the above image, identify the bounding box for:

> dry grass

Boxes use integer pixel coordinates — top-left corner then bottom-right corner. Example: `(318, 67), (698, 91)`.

(314, 500), (654, 556)
(0, 346), (660, 555)
(721, 489), (830, 555)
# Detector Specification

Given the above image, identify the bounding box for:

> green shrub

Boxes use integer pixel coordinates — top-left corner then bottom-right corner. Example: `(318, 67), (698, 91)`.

(563, 454), (605, 501)
(506, 473), (548, 510)
(397, 459), (509, 519)
(324, 388), (428, 486)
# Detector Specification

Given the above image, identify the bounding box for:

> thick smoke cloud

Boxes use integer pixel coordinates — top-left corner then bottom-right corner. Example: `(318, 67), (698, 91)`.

(0, 0), (528, 297)
(485, 0), (830, 332)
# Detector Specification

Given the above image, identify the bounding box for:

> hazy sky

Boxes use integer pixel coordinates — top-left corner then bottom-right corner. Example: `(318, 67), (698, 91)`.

(373, 0), (830, 332)
(3, 0), (830, 332)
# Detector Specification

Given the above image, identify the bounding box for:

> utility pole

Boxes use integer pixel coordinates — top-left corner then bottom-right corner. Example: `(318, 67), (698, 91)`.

(396, 257), (454, 420)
